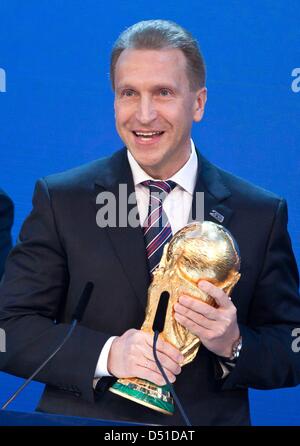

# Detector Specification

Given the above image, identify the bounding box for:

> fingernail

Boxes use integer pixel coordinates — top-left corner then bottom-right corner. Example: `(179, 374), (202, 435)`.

(198, 281), (208, 289)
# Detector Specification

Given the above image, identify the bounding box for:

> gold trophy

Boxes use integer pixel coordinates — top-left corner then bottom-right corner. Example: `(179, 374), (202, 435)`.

(109, 221), (241, 414)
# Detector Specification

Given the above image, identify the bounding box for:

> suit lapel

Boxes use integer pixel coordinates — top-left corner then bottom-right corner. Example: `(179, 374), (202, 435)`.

(190, 150), (234, 228)
(94, 149), (150, 310)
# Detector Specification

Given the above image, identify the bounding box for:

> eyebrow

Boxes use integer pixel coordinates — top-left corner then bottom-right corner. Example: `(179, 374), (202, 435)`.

(116, 83), (178, 93)
(115, 84), (134, 92)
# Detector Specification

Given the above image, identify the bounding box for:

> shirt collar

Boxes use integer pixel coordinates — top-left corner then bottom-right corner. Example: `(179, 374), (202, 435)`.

(127, 139), (198, 195)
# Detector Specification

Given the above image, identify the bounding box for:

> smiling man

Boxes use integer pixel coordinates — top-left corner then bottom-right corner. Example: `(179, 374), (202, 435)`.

(0, 20), (299, 426)
(113, 47), (206, 179)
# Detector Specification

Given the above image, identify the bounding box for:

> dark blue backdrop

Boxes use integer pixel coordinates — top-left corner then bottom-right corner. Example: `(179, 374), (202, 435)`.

(0, 0), (299, 425)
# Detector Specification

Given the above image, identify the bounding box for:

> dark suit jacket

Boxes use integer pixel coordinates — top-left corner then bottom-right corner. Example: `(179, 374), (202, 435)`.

(0, 189), (14, 280)
(0, 148), (299, 426)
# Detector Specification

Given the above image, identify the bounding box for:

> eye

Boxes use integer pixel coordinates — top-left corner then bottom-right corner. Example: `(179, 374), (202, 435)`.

(159, 88), (172, 97)
(121, 89), (136, 97)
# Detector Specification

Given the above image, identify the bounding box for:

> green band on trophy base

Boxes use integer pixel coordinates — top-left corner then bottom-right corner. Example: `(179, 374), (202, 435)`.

(109, 380), (174, 415)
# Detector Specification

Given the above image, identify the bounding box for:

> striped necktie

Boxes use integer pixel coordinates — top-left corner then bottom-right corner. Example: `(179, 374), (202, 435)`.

(141, 180), (177, 274)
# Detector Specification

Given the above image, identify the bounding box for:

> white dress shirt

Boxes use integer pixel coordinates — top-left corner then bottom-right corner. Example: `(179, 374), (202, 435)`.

(94, 140), (198, 378)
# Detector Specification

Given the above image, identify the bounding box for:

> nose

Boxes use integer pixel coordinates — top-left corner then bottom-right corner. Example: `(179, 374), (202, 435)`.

(135, 95), (157, 124)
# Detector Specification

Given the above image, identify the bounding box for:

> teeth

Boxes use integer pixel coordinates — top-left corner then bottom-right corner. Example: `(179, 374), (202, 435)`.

(135, 131), (163, 137)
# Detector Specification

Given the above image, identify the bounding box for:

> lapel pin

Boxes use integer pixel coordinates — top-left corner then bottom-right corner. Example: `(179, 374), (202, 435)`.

(209, 209), (224, 223)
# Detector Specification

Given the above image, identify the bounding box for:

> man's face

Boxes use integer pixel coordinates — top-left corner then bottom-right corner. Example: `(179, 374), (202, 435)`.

(114, 48), (207, 179)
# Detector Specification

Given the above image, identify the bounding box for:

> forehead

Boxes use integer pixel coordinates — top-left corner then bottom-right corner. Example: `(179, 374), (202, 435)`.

(114, 48), (189, 89)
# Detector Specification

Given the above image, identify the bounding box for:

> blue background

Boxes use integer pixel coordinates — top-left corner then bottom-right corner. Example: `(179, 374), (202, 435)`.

(0, 0), (299, 425)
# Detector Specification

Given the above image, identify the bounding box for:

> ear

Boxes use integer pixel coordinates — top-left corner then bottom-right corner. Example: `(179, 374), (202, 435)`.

(193, 87), (207, 122)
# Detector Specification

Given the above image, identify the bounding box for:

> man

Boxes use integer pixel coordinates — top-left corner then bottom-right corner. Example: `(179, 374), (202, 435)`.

(0, 20), (299, 426)
(0, 189), (13, 280)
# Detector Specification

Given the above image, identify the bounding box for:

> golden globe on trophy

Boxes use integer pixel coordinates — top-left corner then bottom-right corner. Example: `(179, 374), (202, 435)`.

(109, 221), (241, 415)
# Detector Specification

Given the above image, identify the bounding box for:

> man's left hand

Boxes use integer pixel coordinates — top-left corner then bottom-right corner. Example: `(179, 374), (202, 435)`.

(174, 280), (240, 358)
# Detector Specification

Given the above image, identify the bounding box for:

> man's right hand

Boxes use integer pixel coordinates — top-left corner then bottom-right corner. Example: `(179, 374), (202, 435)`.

(107, 329), (184, 386)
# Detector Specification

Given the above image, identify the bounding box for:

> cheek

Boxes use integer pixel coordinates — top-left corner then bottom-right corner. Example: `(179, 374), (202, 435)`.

(159, 105), (182, 127)
(115, 104), (135, 128)
(163, 101), (192, 125)
(182, 96), (198, 116)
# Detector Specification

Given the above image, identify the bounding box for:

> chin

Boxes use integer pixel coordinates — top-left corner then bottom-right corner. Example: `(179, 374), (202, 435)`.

(129, 147), (162, 163)
(138, 153), (165, 166)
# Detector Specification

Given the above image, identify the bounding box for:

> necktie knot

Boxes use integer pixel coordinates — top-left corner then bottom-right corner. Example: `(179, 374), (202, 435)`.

(141, 180), (176, 201)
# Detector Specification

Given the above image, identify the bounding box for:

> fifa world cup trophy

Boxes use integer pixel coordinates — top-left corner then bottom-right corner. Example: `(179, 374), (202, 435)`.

(110, 221), (241, 414)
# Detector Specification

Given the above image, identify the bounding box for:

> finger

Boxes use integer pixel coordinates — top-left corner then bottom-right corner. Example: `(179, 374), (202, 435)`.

(135, 365), (176, 386)
(175, 312), (211, 338)
(143, 345), (182, 375)
(174, 302), (215, 330)
(178, 295), (218, 320)
(145, 333), (184, 364)
(198, 280), (232, 308)
(137, 356), (178, 378)
(178, 295), (236, 325)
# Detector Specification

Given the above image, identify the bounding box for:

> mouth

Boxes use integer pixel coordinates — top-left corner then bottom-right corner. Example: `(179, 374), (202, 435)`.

(132, 130), (165, 144)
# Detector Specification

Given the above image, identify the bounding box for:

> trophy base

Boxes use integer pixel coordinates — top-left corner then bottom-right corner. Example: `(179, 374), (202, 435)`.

(109, 378), (174, 415)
